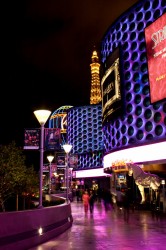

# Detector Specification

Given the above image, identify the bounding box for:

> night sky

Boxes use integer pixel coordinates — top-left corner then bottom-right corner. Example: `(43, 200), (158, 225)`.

(1, 0), (138, 147)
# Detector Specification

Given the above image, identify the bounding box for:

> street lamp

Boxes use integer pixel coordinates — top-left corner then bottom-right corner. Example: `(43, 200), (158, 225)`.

(47, 155), (54, 194)
(69, 167), (73, 190)
(63, 144), (72, 203)
(161, 179), (165, 213)
(34, 109), (51, 208)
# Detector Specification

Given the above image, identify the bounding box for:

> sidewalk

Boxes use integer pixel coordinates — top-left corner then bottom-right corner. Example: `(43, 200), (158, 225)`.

(29, 200), (166, 250)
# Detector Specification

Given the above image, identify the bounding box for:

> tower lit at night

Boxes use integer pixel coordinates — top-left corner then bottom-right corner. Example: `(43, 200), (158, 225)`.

(90, 49), (101, 104)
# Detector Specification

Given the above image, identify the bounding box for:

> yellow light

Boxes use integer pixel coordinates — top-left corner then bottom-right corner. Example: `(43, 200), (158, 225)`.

(34, 110), (51, 125)
(38, 227), (43, 235)
(63, 144), (72, 153)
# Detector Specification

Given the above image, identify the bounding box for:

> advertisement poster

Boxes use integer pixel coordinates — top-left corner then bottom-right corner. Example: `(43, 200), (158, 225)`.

(43, 164), (49, 172)
(45, 128), (61, 150)
(145, 13), (166, 103)
(24, 129), (40, 150)
(56, 154), (78, 169)
(69, 155), (78, 169)
(56, 153), (66, 167)
(43, 164), (57, 173)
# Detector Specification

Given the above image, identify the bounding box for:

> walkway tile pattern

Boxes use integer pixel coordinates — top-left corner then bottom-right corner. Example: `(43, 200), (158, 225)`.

(29, 201), (166, 250)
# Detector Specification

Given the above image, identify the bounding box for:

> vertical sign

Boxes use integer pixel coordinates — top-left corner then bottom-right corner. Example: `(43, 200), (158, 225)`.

(145, 13), (166, 103)
(24, 129), (40, 150)
(45, 128), (61, 150)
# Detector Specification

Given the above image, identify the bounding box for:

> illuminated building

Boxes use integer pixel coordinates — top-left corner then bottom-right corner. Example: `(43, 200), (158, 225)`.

(47, 0), (166, 195)
(68, 0), (166, 194)
(100, 0), (166, 170)
(100, 0), (166, 200)
(67, 104), (110, 190)
(48, 105), (73, 143)
(90, 49), (102, 104)
(46, 105), (73, 190)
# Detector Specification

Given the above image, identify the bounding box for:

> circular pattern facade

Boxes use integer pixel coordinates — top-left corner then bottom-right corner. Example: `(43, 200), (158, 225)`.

(101, 0), (166, 154)
(67, 105), (103, 169)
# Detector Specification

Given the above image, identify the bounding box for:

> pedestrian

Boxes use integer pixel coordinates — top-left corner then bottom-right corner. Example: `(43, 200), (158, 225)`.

(97, 188), (102, 203)
(82, 190), (90, 214)
(102, 188), (113, 212)
(89, 190), (96, 214)
(76, 189), (80, 202)
(123, 189), (130, 223)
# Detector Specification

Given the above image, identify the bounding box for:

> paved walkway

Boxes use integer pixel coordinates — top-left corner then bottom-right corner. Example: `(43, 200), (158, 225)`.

(29, 200), (166, 250)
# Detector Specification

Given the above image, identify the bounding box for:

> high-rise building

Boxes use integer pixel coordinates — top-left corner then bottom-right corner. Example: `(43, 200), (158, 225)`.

(90, 49), (101, 104)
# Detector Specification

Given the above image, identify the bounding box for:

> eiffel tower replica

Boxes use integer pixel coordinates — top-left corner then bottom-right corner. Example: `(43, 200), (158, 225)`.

(90, 48), (102, 104)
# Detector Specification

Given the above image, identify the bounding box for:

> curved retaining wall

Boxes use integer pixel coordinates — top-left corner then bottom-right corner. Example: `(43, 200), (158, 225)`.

(0, 200), (73, 250)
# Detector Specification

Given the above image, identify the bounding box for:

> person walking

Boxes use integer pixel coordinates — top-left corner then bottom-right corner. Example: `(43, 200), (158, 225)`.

(102, 188), (113, 212)
(123, 189), (130, 223)
(82, 190), (90, 214)
(89, 190), (96, 214)
(76, 189), (80, 202)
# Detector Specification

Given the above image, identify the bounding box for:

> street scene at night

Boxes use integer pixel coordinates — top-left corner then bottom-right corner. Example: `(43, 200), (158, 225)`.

(0, 0), (166, 249)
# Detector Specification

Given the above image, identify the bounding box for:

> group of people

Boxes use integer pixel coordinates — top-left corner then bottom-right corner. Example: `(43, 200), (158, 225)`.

(77, 187), (131, 222)
(81, 188), (116, 214)
(81, 188), (131, 222)
(82, 189), (96, 214)
(81, 188), (115, 214)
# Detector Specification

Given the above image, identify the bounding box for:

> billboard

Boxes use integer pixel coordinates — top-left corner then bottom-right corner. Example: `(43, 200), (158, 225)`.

(24, 129), (40, 150)
(69, 155), (78, 169)
(43, 164), (57, 173)
(45, 128), (61, 151)
(56, 153), (78, 169)
(101, 47), (122, 125)
(56, 153), (66, 167)
(145, 13), (166, 103)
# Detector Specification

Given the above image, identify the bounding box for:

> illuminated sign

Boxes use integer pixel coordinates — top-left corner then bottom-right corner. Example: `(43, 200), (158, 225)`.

(101, 47), (122, 124)
(145, 13), (166, 103)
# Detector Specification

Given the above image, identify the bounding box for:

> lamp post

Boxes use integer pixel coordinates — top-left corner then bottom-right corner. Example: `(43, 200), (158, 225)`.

(69, 167), (73, 190)
(63, 144), (72, 203)
(34, 109), (51, 208)
(161, 179), (165, 213)
(47, 155), (54, 194)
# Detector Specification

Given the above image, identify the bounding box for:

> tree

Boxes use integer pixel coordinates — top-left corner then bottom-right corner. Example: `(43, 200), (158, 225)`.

(0, 141), (39, 212)
(23, 166), (39, 209)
